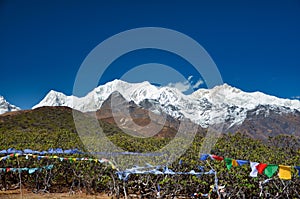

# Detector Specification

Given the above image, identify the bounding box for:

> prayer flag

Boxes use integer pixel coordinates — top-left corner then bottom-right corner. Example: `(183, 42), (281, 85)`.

(250, 162), (259, 177)
(263, 164), (278, 178)
(278, 165), (291, 180)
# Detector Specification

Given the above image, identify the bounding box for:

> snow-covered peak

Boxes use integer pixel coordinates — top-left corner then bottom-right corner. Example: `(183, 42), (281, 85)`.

(32, 90), (70, 109)
(191, 84), (300, 111)
(93, 79), (158, 104)
(0, 96), (20, 114)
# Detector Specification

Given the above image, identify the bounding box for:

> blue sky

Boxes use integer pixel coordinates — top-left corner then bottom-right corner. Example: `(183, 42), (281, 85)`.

(0, 0), (300, 109)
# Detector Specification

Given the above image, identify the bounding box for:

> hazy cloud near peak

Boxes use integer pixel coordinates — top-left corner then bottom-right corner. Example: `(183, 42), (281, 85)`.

(167, 81), (190, 92)
(291, 96), (300, 100)
(193, 79), (204, 89)
(167, 75), (204, 93)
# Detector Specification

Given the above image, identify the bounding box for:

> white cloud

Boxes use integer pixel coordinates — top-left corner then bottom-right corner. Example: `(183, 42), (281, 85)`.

(193, 79), (204, 89)
(167, 75), (204, 93)
(167, 81), (190, 92)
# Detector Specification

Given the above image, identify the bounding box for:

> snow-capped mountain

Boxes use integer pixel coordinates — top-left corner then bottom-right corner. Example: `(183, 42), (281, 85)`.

(33, 79), (300, 129)
(0, 96), (20, 114)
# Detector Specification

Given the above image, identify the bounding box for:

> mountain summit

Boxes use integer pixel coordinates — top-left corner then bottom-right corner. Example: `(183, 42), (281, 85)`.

(0, 96), (20, 114)
(33, 80), (300, 131)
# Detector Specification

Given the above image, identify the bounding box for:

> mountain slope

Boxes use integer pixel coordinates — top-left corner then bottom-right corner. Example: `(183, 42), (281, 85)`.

(33, 80), (300, 131)
(229, 105), (300, 139)
(0, 96), (20, 114)
(95, 91), (205, 138)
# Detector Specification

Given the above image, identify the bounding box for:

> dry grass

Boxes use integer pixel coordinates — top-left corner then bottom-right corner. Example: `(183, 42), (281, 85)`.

(0, 190), (110, 199)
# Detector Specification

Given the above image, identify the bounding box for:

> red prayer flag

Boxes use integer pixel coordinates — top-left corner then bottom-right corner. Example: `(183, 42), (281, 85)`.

(256, 163), (268, 174)
(211, 155), (224, 161)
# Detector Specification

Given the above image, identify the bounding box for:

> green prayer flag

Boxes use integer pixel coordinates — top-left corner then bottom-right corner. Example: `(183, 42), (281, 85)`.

(225, 158), (233, 170)
(263, 164), (278, 178)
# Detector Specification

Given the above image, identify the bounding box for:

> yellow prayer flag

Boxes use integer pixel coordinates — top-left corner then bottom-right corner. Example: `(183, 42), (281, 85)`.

(232, 159), (238, 167)
(278, 165), (291, 180)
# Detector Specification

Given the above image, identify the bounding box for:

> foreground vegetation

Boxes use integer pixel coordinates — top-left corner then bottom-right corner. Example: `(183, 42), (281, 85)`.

(0, 107), (299, 198)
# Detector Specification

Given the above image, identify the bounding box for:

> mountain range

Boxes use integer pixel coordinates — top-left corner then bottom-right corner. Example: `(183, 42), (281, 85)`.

(1, 80), (300, 139)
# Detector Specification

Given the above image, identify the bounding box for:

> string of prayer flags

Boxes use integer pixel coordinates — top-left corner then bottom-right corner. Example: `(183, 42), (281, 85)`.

(0, 165), (53, 174)
(116, 165), (216, 181)
(0, 148), (82, 155)
(200, 154), (224, 161)
(1, 148), (164, 157)
(200, 154), (299, 180)
(0, 153), (117, 170)
(2, 151), (300, 180)
(278, 165), (292, 180)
